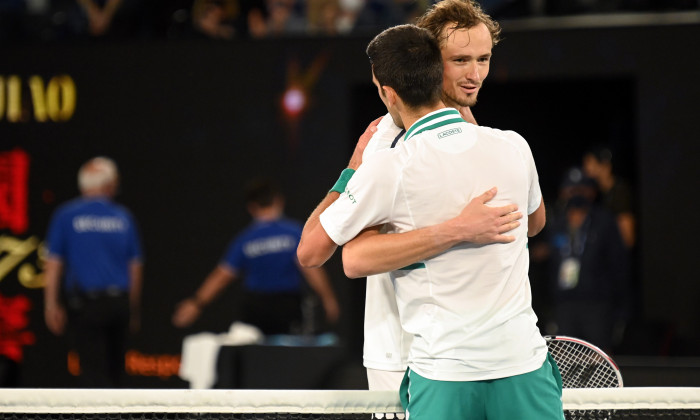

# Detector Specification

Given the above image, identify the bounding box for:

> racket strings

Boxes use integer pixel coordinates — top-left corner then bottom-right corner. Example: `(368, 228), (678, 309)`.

(548, 340), (620, 388)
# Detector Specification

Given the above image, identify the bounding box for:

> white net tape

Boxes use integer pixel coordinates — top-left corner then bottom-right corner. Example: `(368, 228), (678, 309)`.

(1, 388), (700, 415)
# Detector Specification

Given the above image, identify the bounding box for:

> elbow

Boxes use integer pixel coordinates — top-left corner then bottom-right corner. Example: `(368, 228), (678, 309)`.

(343, 263), (364, 279)
(297, 246), (315, 268)
(297, 246), (321, 268)
(528, 216), (546, 237)
(297, 229), (338, 268)
(341, 247), (367, 279)
(527, 226), (540, 237)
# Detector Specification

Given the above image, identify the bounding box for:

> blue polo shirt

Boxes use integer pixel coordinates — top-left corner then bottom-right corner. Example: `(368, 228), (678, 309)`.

(220, 218), (302, 294)
(45, 197), (142, 293)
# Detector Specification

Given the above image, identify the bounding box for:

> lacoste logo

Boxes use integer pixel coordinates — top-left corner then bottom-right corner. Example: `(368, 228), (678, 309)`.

(345, 187), (357, 204)
(438, 128), (462, 138)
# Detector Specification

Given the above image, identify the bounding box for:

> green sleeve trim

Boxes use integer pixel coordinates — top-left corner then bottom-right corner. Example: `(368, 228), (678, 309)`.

(399, 262), (426, 270)
(329, 168), (356, 194)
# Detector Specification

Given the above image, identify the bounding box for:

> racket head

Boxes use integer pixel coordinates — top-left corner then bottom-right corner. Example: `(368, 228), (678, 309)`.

(545, 335), (623, 388)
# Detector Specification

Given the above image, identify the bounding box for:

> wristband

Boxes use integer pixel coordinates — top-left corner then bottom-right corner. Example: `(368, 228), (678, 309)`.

(329, 168), (356, 194)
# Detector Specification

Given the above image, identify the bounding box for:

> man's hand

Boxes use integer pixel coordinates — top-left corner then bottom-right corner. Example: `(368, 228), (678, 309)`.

(172, 298), (201, 328)
(45, 303), (67, 336)
(130, 307), (141, 333)
(322, 296), (341, 324)
(341, 188), (523, 278)
(348, 116), (382, 170)
(448, 187), (522, 244)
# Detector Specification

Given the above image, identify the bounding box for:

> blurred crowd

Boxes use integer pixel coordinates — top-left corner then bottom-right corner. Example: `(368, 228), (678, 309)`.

(1, 0), (698, 43)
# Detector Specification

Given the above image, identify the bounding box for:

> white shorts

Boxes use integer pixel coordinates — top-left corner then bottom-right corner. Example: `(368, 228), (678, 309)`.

(367, 367), (405, 391)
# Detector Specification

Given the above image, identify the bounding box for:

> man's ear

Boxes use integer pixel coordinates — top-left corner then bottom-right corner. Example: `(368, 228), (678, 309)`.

(383, 86), (398, 106)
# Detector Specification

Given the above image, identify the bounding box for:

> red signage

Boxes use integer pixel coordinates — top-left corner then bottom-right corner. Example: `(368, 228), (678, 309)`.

(0, 149), (29, 235)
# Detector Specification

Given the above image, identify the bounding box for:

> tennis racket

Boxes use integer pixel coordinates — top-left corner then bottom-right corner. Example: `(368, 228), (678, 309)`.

(545, 335), (623, 388)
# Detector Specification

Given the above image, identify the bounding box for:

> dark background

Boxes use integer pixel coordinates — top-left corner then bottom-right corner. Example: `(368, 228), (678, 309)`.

(1, 20), (699, 388)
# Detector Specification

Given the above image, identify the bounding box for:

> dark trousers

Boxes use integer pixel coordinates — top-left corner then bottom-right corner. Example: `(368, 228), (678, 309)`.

(240, 292), (302, 335)
(66, 293), (130, 388)
(0, 355), (19, 387)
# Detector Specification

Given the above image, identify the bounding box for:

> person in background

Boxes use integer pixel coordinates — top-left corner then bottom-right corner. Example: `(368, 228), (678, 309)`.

(582, 145), (636, 249)
(548, 167), (631, 353)
(266, 0), (305, 36)
(43, 156), (143, 387)
(191, 0), (238, 39)
(76, 0), (123, 36)
(172, 177), (339, 335)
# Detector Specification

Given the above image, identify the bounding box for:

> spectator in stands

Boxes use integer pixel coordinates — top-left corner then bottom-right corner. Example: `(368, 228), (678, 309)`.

(307, 0), (341, 35)
(266, 0), (305, 36)
(76, 0), (123, 36)
(191, 0), (238, 39)
(350, 0), (414, 34)
(189, 0), (268, 39)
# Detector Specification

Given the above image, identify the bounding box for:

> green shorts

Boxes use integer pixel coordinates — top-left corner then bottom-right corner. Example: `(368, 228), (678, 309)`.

(399, 353), (564, 420)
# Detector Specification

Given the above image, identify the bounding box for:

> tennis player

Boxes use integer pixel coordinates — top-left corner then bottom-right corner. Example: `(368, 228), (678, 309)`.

(298, 24), (563, 419)
(355, 0), (520, 391)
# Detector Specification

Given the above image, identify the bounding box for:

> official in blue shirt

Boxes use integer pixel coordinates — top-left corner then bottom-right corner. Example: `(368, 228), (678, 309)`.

(172, 178), (339, 335)
(44, 156), (143, 387)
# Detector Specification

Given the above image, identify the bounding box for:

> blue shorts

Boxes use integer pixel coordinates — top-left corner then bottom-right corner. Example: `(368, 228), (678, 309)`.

(400, 353), (564, 420)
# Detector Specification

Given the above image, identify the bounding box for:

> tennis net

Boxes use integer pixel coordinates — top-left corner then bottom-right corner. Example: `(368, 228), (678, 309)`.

(1, 388), (700, 419)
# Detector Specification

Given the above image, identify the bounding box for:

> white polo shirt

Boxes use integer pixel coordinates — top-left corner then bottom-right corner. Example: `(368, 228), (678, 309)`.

(361, 114), (413, 373)
(320, 108), (548, 381)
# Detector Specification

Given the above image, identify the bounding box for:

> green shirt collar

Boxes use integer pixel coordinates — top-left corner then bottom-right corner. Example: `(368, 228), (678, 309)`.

(404, 108), (464, 142)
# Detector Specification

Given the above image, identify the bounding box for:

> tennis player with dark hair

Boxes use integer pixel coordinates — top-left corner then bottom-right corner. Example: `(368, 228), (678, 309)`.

(298, 24), (562, 419)
(303, 0), (523, 392)
(172, 178), (339, 335)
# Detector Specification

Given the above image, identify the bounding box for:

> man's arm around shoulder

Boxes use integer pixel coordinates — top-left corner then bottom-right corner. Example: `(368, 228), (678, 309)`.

(297, 116), (382, 268)
(343, 187), (524, 278)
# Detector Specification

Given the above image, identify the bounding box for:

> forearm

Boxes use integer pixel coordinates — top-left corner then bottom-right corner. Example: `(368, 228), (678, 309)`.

(342, 223), (461, 278)
(299, 264), (340, 323)
(43, 258), (63, 308)
(527, 199), (546, 237)
(192, 265), (235, 306)
(616, 213), (635, 248)
(300, 265), (335, 301)
(297, 192), (340, 268)
(342, 188), (524, 278)
(128, 260), (143, 311)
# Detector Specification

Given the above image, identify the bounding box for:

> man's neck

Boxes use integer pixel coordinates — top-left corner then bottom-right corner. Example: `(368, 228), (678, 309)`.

(252, 207), (283, 222)
(441, 94), (479, 124)
(82, 189), (112, 199)
(401, 101), (447, 132)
